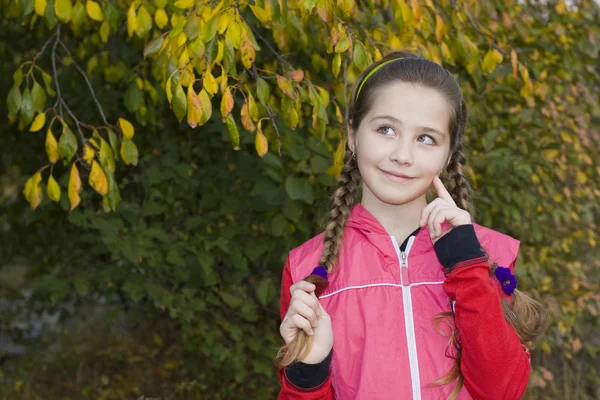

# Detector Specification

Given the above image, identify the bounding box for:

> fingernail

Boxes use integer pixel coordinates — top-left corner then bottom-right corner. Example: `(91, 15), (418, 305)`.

(309, 330), (314, 336)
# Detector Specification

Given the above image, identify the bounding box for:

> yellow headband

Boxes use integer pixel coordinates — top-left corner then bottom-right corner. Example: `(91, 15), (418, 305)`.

(355, 58), (404, 101)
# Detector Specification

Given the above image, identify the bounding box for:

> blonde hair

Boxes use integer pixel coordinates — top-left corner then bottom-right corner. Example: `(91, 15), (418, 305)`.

(276, 52), (549, 397)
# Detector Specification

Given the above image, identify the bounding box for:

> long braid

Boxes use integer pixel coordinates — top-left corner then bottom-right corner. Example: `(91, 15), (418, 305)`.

(319, 148), (361, 272)
(432, 101), (547, 399)
(275, 147), (361, 368)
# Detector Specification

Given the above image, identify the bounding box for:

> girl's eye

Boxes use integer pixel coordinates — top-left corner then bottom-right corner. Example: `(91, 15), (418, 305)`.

(377, 126), (394, 136)
(418, 135), (436, 145)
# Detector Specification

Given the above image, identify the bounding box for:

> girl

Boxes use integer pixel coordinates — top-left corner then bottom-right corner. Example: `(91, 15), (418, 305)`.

(275, 51), (548, 400)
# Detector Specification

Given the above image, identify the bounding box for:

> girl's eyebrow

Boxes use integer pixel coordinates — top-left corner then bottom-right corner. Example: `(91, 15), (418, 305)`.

(371, 115), (446, 138)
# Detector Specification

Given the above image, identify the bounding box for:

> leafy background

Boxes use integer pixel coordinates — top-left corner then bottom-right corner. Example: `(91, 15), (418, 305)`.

(1, 0), (599, 398)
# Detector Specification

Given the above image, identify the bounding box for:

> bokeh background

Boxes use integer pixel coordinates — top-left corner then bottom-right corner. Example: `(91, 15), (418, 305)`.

(1, 0), (599, 398)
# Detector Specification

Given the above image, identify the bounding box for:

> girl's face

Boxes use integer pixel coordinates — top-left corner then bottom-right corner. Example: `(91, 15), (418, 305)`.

(350, 81), (453, 207)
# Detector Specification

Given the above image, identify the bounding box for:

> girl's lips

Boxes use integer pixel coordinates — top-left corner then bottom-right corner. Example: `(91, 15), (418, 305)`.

(380, 169), (415, 182)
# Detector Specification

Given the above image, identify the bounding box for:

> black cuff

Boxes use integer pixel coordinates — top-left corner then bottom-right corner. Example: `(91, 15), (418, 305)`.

(284, 349), (333, 389)
(434, 224), (485, 273)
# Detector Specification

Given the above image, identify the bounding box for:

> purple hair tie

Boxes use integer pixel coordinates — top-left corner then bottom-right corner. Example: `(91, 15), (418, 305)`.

(311, 266), (328, 281)
(495, 266), (517, 295)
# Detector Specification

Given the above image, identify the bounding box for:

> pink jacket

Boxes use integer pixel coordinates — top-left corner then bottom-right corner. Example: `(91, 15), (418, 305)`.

(279, 204), (530, 399)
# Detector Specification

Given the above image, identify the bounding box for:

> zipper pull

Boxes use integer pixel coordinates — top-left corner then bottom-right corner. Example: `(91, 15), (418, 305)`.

(400, 251), (410, 285)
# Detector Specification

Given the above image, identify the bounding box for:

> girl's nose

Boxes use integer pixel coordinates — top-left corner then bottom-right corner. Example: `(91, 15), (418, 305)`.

(389, 139), (414, 165)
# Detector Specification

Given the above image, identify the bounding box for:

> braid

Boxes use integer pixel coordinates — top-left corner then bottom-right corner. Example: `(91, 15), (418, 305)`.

(445, 100), (474, 218)
(275, 147), (360, 369)
(319, 148), (361, 273)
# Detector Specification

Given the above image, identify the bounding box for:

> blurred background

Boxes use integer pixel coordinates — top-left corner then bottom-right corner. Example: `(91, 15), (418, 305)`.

(1, 0), (599, 399)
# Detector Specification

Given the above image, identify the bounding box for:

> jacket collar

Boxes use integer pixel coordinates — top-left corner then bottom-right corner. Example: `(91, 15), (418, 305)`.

(346, 203), (433, 258)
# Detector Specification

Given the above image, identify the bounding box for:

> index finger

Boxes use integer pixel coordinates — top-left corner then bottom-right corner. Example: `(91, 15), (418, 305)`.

(290, 281), (316, 296)
(433, 176), (456, 206)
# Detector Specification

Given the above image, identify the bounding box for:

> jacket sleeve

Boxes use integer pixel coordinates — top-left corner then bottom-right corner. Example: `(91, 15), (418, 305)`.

(437, 226), (531, 400)
(277, 256), (335, 400)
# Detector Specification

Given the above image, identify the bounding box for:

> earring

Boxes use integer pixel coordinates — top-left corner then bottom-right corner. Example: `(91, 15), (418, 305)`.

(352, 152), (357, 160)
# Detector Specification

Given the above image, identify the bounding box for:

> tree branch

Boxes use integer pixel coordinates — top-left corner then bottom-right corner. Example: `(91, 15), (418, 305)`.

(57, 40), (110, 125)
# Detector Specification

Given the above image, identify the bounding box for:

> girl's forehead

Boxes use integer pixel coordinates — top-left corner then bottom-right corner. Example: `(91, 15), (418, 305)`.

(364, 81), (452, 131)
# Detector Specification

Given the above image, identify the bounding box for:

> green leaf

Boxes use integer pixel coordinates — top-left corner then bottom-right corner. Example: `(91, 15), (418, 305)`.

(120, 138), (138, 166)
(135, 5), (152, 38)
(256, 279), (276, 306)
(58, 125), (78, 163)
(225, 114), (240, 151)
(199, 16), (218, 43)
(353, 42), (372, 71)
(184, 15), (201, 41)
(20, 88), (35, 127)
(41, 70), (56, 96)
(285, 176), (314, 204)
(144, 35), (164, 58)
(107, 128), (119, 161)
(256, 76), (270, 105)
(101, 164), (120, 211)
(13, 68), (23, 86)
(124, 82), (143, 112)
(31, 81), (46, 113)
(172, 83), (187, 122)
(99, 138), (115, 173)
(44, 0), (58, 29)
(7, 84), (22, 123)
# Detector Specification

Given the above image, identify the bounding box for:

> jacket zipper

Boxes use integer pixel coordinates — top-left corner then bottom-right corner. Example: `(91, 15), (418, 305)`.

(392, 235), (421, 400)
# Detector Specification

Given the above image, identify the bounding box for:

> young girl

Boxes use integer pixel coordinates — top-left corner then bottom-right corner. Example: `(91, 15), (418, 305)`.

(275, 51), (548, 400)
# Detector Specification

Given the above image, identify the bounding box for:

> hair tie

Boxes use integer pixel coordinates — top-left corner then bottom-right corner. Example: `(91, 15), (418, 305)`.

(494, 266), (517, 295)
(355, 58), (404, 101)
(311, 265), (328, 281)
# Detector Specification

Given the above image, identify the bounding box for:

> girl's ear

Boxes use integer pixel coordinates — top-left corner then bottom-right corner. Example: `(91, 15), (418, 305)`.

(347, 123), (356, 154)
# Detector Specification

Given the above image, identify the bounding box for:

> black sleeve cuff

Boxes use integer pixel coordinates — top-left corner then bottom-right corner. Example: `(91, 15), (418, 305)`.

(284, 349), (333, 389)
(434, 224), (486, 273)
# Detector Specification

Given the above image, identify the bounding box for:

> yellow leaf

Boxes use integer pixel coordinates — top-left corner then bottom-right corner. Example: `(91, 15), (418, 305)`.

(576, 170), (587, 184)
(47, 175), (61, 202)
(23, 172), (43, 210)
(255, 123), (268, 157)
(83, 144), (94, 164)
(15, 380), (24, 393)
(85, 0), (103, 22)
(511, 49), (518, 78)
(482, 49), (503, 74)
(89, 160), (108, 196)
(34, 0), (47, 16)
(127, 3), (137, 38)
(68, 163), (82, 211)
(217, 12), (230, 34)
(555, 0), (566, 14)
(54, 0), (73, 23)
(220, 86), (234, 120)
(203, 69), (218, 95)
(118, 118), (135, 139)
(240, 35), (255, 69)
(334, 35), (350, 53)
(332, 53), (341, 78)
(187, 86), (202, 128)
(45, 128), (59, 163)
(240, 102), (255, 132)
(174, 0), (194, 9)
(435, 14), (444, 43)
(410, 0), (422, 21)
(276, 74), (295, 99)
(166, 76), (173, 103)
(100, 20), (110, 43)
(155, 8), (168, 29)
(198, 89), (212, 126)
(29, 112), (46, 132)
(250, 5), (270, 25)
(248, 93), (258, 121)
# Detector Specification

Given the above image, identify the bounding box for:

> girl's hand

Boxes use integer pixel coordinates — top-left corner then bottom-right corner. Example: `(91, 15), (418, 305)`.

(280, 281), (334, 364)
(419, 176), (472, 243)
